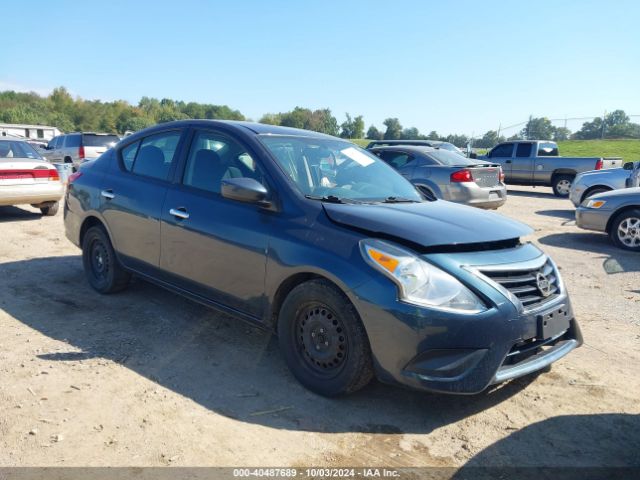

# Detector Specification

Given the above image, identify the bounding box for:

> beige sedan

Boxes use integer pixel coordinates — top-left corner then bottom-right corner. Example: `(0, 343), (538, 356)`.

(0, 136), (64, 216)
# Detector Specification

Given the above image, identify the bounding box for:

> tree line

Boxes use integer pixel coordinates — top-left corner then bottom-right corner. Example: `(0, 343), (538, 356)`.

(1, 87), (638, 148)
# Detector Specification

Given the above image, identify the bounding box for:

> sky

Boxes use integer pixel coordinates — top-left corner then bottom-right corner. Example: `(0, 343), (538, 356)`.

(2, 0), (639, 136)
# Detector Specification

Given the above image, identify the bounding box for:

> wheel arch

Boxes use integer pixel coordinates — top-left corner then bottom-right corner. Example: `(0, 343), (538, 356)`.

(605, 205), (640, 234)
(269, 272), (354, 332)
(581, 185), (612, 204)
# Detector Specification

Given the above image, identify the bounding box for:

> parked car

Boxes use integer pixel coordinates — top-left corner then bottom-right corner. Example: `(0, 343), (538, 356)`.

(369, 145), (507, 209)
(44, 132), (120, 168)
(576, 188), (640, 251)
(0, 136), (64, 215)
(569, 162), (640, 207)
(478, 140), (622, 197)
(64, 120), (582, 396)
(365, 139), (465, 156)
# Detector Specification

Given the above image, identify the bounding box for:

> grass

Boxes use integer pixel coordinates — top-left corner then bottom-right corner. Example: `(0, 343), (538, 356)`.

(348, 138), (640, 162)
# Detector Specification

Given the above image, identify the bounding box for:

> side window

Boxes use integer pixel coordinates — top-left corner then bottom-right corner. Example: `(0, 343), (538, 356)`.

(131, 131), (182, 181)
(48, 137), (57, 149)
(120, 141), (140, 172)
(516, 143), (532, 158)
(183, 130), (265, 194)
(537, 142), (559, 156)
(490, 143), (514, 158)
(65, 135), (81, 148)
(380, 151), (414, 170)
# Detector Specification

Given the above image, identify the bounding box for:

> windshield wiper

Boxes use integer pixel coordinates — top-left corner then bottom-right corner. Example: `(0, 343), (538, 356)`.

(381, 196), (420, 203)
(305, 194), (349, 204)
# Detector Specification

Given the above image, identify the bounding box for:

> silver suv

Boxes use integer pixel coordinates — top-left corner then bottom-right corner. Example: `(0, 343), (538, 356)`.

(44, 132), (120, 168)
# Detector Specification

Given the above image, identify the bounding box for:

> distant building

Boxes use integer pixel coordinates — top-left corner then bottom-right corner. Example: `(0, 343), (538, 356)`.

(0, 123), (62, 141)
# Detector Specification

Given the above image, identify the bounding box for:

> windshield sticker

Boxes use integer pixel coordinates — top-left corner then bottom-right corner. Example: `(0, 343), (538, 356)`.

(341, 147), (375, 167)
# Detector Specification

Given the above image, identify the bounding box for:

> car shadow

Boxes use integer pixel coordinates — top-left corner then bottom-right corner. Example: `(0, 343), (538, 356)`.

(506, 188), (556, 199)
(535, 209), (576, 220)
(0, 205), (43, 222)
(1, 255), (540, 435)
(453, 414), (640, 476)
(538, 232), (639, 274)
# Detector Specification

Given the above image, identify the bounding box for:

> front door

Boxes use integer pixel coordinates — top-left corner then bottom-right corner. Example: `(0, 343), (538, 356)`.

(511, 142), (534, 183)
(160, 128), (272, 319)
(487, 143), (515, 180)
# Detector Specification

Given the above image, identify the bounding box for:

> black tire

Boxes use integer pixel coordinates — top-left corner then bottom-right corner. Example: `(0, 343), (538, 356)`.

(581, 187), (610, 203)
(552, 174), (574, 197)
(609, 208), (640, 252)
(81, 226), (131, 293)
(417, 185), (437, 201)
(40, 202), (59, 216)
(277, 279), (374, 396)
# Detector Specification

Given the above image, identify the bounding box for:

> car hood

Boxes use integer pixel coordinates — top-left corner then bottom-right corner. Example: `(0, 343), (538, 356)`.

(323, 200), (532, 249)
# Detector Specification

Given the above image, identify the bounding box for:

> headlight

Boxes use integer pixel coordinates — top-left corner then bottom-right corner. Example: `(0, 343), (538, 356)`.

(360, 239), (487, 313)
(585, 199), (607, 209)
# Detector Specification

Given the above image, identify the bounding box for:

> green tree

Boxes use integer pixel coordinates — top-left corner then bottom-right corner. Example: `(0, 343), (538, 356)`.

(340, 113), (365, 138)
(520, 116), (555, 140)
(366, 125), (383, 140)
(383, 118), (402, 140)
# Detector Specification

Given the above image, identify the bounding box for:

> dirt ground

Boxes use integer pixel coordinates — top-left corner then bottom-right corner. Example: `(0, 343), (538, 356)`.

(0, 185), (638, 469)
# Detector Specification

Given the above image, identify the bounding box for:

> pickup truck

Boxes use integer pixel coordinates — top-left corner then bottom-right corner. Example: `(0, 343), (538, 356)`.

(478, 140), (622, 197)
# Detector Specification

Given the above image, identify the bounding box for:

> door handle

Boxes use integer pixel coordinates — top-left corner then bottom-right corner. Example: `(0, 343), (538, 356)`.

(101, 189), (115, 200)
(169, 208), (189, 220)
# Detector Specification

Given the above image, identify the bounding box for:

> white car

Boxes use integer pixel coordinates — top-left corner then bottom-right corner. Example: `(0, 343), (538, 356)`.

(0, 136), (64, 216)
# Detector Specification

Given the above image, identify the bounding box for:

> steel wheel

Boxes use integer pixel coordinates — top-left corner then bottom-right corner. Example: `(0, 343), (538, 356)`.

(556, 179), (571, 196)
(617, 216), (640, 248)
(296, 305), (348, 375)
(89, 239), (111, 282)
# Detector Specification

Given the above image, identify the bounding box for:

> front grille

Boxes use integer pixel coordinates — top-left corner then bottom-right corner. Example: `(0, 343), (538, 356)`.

(480, 259), (560, 309)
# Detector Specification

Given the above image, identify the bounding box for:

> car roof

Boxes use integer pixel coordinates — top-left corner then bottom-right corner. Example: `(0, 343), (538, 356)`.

(370, 145), (440, 154)
(122, 120), (338, 143)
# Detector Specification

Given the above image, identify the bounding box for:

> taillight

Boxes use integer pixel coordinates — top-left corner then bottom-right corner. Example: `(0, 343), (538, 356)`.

(78, 145), (85, 159)
(68, 171), (83, 183)
(450, 169), (473, 182)
(33, 169), (60, 181)
(48, 168), (60, 181)
(499, 167), (505, 182)
(595, 158), (603, 170)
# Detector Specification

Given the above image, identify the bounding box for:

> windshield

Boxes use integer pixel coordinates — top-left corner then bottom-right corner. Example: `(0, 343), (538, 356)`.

(82, 134), (120, 147)
(259, 136), (422, 202)
(0, 140), (44, 160)
(426, 149), (485, 166)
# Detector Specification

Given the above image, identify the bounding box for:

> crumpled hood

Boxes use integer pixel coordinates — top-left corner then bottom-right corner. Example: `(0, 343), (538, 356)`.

(323, 200), (532, 248)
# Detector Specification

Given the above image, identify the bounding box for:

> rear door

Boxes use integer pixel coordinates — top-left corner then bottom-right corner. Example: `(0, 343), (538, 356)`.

(511, 142), (534, 183)
(63, 134), (81, 164)
(159, 128), (272, 318)
(101, 128), (186, 275)
(487, 143), (515, 180)
(46, 137), (63, 162)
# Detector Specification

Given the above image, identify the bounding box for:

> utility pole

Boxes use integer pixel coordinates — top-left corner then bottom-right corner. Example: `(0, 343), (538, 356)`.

(497, 123), (501, 139)
(601, 110), (607, 139)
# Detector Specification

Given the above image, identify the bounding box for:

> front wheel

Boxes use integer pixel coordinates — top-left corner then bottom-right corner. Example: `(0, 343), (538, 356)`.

(610, 209), (640, 251)
(82, 226), (131, 293)
(277, 279), (374, 396)
(552, 175), (574, 197)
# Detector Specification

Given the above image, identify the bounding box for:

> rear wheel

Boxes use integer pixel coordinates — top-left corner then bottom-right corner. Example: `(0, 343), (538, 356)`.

(609, 209), (640, 251)
(552, 174), (574, 197)
(40, 201), (59, 216)
(82, 226), (131, 293)
(277, 279), (374, 396)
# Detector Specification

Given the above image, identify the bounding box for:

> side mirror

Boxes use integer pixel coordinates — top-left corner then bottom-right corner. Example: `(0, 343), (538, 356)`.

(623, 162), (633, 170)
(221, 177), (270, 206)
(469, 152), (478, 159)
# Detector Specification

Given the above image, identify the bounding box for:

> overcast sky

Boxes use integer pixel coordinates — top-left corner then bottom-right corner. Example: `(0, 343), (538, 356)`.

(2, 0), (639, 136)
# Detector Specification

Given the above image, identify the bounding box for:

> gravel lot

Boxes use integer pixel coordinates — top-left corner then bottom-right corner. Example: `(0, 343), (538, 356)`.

(0, 185), (638, 469)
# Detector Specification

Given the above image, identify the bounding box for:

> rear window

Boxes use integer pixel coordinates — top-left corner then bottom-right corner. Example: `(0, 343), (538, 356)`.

(424, 149), (479, 166)
(82, 134), (120, 147)
(0, 140), (43, 159)
(537, 142), (559, 156)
